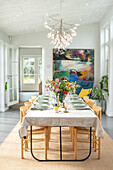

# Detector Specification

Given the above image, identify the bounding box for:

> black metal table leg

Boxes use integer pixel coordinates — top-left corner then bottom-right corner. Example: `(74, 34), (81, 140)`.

(30, 126), (92, 162)
(60, 126), (62, 160)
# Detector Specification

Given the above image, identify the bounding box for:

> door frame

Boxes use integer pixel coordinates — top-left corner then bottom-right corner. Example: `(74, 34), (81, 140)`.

(7, 45), (19, 106)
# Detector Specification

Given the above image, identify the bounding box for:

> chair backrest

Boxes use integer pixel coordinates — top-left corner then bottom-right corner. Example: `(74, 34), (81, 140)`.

(20, 106), (28, 124)
(24, 102), (32, 109)
(31, 96), (37, 99)
(85, 98), (92, 104)
(93, 106), (102, 122)
(88, 101), (96, 108)
(29, 98), (36, 104)
(83, 96), (89, 101)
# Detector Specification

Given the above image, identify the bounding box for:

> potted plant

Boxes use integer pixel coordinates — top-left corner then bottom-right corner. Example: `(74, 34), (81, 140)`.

(91, 87), (105, 106)
(100, 74), (109, 113)
(91, 74), (109, 112)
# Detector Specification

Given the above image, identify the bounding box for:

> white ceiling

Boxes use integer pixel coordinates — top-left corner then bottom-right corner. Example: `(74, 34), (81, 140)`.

(0, 0), (113, 36)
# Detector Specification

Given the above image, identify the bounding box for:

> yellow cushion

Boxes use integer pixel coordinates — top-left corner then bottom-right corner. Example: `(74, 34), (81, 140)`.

(79, 88), (92, 98)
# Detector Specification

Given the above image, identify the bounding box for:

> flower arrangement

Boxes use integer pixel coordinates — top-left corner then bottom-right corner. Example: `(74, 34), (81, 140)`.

(45, 78), (80, 101)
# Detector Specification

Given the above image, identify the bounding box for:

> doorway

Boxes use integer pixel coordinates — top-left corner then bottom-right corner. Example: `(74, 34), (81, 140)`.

(19, 47), (42, 92)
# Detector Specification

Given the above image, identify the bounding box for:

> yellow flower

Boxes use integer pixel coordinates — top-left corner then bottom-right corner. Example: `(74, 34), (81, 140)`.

(68, 85), (71, 89)
(66, 82), (70, 86)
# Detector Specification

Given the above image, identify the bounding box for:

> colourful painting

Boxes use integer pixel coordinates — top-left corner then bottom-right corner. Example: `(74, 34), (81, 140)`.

(53, 49), (94, 81)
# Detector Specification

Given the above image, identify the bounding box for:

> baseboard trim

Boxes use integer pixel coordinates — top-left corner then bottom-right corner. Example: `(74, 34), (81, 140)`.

(0, 107), (9, 112)
(106, 112), (113, 117)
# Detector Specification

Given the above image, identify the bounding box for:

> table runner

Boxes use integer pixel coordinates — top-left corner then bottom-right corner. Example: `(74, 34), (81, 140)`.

(19, 109), (104, 139)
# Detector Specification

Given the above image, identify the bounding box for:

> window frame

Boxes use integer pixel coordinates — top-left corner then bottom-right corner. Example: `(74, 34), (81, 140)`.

(103, 24), (110, 75)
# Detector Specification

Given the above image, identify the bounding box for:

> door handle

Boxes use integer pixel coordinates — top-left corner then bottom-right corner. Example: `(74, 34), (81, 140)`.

(7, 75), (12, 79)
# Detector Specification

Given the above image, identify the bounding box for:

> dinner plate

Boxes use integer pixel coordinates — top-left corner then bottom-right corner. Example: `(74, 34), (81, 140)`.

(40, 97), (49, 100)
(73, 107), (90, 110)
(70, 96), (79, 100)
(71, 100), (83, 104)
(38, 100), (49, 104)
(74, 103), (86, 106)
(72, 100), (83, 104)
(42, 95), (49, 98)
(73, 103), (86, 108)
(36, 104), (49, 109)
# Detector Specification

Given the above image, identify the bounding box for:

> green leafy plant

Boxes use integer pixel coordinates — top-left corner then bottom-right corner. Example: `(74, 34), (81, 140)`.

(91, 74), (109, 102)
(91, 87), (105, 102)
(100, 74), (109, 96)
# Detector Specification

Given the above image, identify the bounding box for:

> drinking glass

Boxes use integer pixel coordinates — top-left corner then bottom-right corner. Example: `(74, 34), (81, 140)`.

(64, 94), (72, 110)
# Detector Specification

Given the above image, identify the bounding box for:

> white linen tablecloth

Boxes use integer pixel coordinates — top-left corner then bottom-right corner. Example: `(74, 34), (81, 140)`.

(19, 109), (104, 139)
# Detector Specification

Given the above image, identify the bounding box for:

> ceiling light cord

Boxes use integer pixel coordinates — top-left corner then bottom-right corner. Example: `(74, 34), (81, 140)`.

(60, 0), (62, 19)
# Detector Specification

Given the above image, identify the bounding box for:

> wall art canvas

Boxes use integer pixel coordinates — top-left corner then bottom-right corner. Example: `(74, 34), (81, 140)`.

(53, 49), (94, 82)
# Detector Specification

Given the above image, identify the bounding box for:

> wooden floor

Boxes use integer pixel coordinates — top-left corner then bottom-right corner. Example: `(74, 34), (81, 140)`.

(0, 124), (113, 170)
(101, 114), (113, 140)
(0, 109), (19, 144)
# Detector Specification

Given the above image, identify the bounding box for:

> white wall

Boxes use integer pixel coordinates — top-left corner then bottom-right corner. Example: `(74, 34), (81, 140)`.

(100, 6), (113, 117)
(0, 30), (10, 44)
(100, 6), (113, 27)
(11, 22), (100, 93)
(19, 47), (42, 56)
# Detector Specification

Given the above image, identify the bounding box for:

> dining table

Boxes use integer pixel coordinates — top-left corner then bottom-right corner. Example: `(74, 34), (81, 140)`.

(19, 95), (104, 162)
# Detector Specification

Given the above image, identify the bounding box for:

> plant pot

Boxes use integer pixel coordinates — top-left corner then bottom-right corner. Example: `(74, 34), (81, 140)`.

(101, 100), (106, 114)
(91, 99), (106, 113)
(91, 99), (101, 107)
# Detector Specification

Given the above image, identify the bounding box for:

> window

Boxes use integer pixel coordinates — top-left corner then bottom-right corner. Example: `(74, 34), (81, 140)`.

(104, 25), (110, 74)
(105, 26), (109, 43)
(105, 45), (109, 74)
(23, 57), (35, 84)
(38, 58), (42, 83)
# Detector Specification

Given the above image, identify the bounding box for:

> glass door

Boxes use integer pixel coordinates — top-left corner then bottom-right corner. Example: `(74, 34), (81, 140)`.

(7, 47), (19, 106)
(20, 56), (39, 91)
